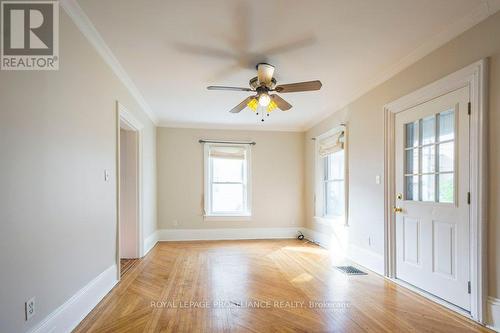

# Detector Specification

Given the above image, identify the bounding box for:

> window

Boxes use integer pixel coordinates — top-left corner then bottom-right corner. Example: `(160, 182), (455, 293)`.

(315, 128), (347, 221)
(404, 109), (455, 203)
(204, 143), (251, 217)
(323, 150), (345, 217)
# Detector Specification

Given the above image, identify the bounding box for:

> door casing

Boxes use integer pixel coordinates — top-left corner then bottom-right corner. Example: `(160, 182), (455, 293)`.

(383, 59), (488, 323)
(116, 101), (144, 280)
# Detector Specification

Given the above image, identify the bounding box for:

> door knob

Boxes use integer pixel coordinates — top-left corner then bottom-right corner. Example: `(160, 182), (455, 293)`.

(393, 206), (403, 213)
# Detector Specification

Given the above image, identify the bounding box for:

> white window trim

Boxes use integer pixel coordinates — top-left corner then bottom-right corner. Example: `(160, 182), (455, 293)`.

(314, 126), (349, 225)
(203, 143), (252, 219)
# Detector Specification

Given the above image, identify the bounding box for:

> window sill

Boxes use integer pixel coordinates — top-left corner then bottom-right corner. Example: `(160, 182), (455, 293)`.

(204, 214), (252, 222)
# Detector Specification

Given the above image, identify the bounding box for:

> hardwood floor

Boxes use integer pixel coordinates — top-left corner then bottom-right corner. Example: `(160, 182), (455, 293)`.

(120, 258), (139, 278)
(75, 240), (491, 332)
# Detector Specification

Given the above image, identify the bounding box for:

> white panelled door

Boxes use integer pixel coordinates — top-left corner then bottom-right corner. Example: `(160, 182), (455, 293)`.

(394, 86), (470, 310)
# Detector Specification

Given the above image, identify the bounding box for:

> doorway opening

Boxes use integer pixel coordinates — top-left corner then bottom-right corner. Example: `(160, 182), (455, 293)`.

(117, 102), (144, 279)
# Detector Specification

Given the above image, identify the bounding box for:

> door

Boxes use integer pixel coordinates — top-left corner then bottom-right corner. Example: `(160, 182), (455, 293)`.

(394, 86), (470, 310)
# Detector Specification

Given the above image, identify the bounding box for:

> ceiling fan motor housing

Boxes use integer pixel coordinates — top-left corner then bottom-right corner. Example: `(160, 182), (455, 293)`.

(249, 76), (276, 90)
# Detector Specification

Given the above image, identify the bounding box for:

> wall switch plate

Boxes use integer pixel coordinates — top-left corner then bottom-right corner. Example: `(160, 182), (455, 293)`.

(104, 170), (111, 182)
(375, 175), (381, 185)
(173, 220), (178, 226)
(25, 297), (35, 321)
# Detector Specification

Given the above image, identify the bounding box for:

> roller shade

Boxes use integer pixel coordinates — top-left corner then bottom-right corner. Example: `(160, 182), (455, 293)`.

(209, 145), (247, 160)
(318, 130), (345, 157)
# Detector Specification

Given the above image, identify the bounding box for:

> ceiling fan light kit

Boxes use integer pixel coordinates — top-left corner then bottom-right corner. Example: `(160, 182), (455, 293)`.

(207, 63), (322, 122)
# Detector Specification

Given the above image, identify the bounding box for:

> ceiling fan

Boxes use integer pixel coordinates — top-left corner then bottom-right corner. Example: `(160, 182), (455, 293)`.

(207, 63), (322, 121)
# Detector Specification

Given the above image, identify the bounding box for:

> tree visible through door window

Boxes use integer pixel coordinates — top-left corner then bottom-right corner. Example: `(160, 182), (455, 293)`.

(404, 110), (455, 203)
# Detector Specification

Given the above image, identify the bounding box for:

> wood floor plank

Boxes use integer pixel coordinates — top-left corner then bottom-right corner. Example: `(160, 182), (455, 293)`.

(74, 240), (493, 333)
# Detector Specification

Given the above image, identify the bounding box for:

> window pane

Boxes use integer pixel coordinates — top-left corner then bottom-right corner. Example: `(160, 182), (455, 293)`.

(405, 175), (419, 201)
(421, 174), (435, 201)
(406, 121), (419, 148)
(421, 116), (436, 145)
(438, 173), (454, 203)
(325, 181), (344, 216)
(405, 148), (418, 174)
(439, 110), (454, 142)
(212, 184), (244, 212)
(422, 145), (435, 173)
(212, 158), (243, 183)
(325, 150), (344, 180)
(438, 141), (454, 172)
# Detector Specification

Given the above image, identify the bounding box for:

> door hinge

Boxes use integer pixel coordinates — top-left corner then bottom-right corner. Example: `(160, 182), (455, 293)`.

(467, 192), (471, 205)
(468, 281), (471, 294)
(468, 102), (471, 115)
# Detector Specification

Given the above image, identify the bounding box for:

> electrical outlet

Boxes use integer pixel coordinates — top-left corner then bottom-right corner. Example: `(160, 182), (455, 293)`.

(25, 297), (35, 321)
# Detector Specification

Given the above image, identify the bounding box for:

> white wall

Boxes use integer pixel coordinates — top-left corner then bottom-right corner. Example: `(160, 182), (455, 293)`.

(157, 127), (305, 230)
(305, 11), (500, 298)
(0, 11), (157, 333)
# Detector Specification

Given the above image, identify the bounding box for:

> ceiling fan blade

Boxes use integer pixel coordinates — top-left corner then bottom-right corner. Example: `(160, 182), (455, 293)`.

(207, 86), (253, 92)
(257, 63), (275, 85)
(270, 95), (292, 111)
(274, 80), (322, 93)
(230, 96), (255, 113)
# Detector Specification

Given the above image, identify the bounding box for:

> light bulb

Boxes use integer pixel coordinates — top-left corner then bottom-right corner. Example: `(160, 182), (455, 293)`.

(258, 93), (271, 107)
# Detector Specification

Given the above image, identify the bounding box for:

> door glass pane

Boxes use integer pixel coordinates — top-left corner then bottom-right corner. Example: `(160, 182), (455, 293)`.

(405, 148), (418, 174)
(212, 184), (244, 212)
(325, 180), (344, 217)
(438, 142), (454, 172)
(438, 173), (454, 203)
(439, 110), (454, 142)
(421, 174), (435, 201)
(405, 175), (419, 201)
(405, 121), (419, 148)
(212, 158), (243, 182)
(421, 116), (436, 145)
(422, 145), (435, 173)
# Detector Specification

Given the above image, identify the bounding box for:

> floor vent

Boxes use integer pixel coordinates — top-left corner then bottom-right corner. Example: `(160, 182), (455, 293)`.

(334, 266), (367, 275)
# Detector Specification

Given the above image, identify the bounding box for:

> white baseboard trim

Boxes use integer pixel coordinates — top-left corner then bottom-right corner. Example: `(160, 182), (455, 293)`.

(347, 244), (385, 275)
(28, 264), (118, 333)
(300, 228), (333, 249)
(143, 231), (159, 256)
(300, 228), (385, 275)
(488, 296), (500, 332)
(156, 227), (303, 242)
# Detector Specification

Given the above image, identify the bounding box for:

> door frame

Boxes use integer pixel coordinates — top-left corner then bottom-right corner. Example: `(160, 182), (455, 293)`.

(383, 59), (488, 322)
(116, 101), (144, 279)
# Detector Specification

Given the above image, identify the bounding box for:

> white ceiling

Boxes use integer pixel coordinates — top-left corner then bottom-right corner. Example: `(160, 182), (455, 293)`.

(77, 0), (499, 131)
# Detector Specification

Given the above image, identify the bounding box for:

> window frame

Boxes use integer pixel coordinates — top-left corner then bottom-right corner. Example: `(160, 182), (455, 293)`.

(203, 143), (252, 219)
(314, 127), (349, 225)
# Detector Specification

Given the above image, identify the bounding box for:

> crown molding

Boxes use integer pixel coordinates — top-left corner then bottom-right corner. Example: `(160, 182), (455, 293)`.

(60, 0), (158, 125)
(304, 0), (500, 131)
(158, 120), (305, 132)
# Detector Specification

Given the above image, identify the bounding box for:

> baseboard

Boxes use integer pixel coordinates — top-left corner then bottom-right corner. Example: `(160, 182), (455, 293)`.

(347, 244), (385, 275)
(28, 264), (118, 333)
(301, 228), (385, 275)
(488, 296), (500, 332)
(156, 227), (302, 241)
(300, 228), (333, 249)
(143, 230), (159, 256)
